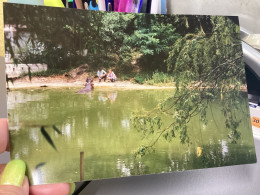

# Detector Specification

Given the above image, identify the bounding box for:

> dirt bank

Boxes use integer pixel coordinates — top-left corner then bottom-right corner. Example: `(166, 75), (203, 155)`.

(7, 74), (175, 90)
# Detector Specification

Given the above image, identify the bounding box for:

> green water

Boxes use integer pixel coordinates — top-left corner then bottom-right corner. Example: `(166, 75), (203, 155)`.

(7, 88), (256, 185)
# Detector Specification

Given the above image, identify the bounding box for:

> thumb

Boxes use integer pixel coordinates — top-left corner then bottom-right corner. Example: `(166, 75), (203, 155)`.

(0, 160), (29, 195)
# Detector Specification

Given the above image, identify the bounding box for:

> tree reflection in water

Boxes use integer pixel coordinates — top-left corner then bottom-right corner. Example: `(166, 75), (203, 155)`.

(8, 88), (256, 184)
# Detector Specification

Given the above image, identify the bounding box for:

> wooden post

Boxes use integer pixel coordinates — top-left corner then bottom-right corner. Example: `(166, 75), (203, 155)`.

(80, 152), (84, 181)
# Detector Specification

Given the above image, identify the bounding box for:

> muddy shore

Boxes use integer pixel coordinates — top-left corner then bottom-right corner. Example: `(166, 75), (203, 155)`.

(7, 74), (175, 90)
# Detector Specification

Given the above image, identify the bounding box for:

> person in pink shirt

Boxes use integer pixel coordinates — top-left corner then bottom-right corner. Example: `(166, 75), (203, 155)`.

(107, 69), (117, 82)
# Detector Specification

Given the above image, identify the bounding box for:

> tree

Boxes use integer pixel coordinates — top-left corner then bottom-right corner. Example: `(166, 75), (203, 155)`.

(132, 16), (245, 157)
(4, 4), (182, 76)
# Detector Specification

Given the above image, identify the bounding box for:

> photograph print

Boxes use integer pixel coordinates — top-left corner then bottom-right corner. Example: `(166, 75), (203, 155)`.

(4, 3), (256, 185)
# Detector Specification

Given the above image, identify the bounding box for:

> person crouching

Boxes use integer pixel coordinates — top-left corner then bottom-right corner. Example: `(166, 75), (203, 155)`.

(107, 69), (117, 82)
(97, 67), (107, 82)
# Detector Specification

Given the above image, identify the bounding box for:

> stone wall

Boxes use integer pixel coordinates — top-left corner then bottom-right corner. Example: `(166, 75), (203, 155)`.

(6, 63), (48, 78)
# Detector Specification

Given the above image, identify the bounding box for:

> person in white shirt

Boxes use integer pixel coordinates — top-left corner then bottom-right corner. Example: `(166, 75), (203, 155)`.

(97, 68), (107, 82)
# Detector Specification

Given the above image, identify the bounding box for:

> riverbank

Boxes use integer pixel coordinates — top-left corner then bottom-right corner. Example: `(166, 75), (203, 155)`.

(7, 74), (176, 90)
(7, 74), (247, 91)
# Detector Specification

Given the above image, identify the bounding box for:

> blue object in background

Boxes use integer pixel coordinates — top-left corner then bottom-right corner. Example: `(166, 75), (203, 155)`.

(73, 0), (76, 8)
(161, 0), (166, 14)
(138, 0), (143, 13)
(105, 0), (114, 11)
(89, 0), (99, 10)
(140, 0), (147, 13)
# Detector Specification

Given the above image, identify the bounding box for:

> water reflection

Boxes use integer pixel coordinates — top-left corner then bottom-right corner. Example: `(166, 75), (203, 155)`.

(97, 91), (118, 104)
(121, 119), (130, 130)
(29, 128), (40, 144)
(64, 123), (71, 138)
(117, 159), (131, 176)
(7, 88), (256, 184)
(107, 92), (117, 104)
(221, 140), (228, 156)
(98, 93), (108, 103)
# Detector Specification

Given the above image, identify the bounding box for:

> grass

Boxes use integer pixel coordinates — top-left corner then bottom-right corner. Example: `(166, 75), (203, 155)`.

(146, 71), (174, 85)
(134, 71), (174, 85)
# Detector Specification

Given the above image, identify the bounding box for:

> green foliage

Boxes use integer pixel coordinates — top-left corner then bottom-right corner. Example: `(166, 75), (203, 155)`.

(134, 74), (149, 84)
(4, 5), (181, 76)
(132, 16), (245, 157)
(133, 71), (173, 85)
(4, 5), (245, 158)
(125, 15), (181, 72)
(134, 146), (155, 158)
(119, 75), (131, 81)
(166, 16), (244, 144)
(146, 71), (173, 85)
(132, 115), (163, 136)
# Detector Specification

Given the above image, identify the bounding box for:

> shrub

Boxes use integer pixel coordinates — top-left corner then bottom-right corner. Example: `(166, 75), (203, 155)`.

(145, 71), (173, 85)
(134, 74), (149, 84)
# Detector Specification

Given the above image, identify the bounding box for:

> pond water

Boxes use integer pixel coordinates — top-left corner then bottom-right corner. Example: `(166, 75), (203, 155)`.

(7, 87), (256, 185)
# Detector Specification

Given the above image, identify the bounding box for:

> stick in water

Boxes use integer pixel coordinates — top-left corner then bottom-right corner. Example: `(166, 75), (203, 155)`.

(80, 152), (84, 181)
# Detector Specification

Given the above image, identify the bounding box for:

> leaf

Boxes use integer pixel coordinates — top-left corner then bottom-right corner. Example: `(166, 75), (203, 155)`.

(52, 125), (62, 134)
(35, 162), (46, 169)
(40, 126), (57, 151)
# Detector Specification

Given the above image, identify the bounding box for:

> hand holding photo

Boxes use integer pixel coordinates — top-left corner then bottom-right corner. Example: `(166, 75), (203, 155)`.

(4, 3), (256, 185)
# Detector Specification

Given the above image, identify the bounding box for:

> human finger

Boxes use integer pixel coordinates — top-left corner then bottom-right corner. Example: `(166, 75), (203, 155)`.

(0, 118), (8, 153)
(29, 182), (75, 195)
(0, 160), (28, 195)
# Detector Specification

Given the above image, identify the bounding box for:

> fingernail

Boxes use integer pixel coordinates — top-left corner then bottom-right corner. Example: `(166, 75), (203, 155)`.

(69, 183), (76, 195)
(0, 160), (26, 187)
